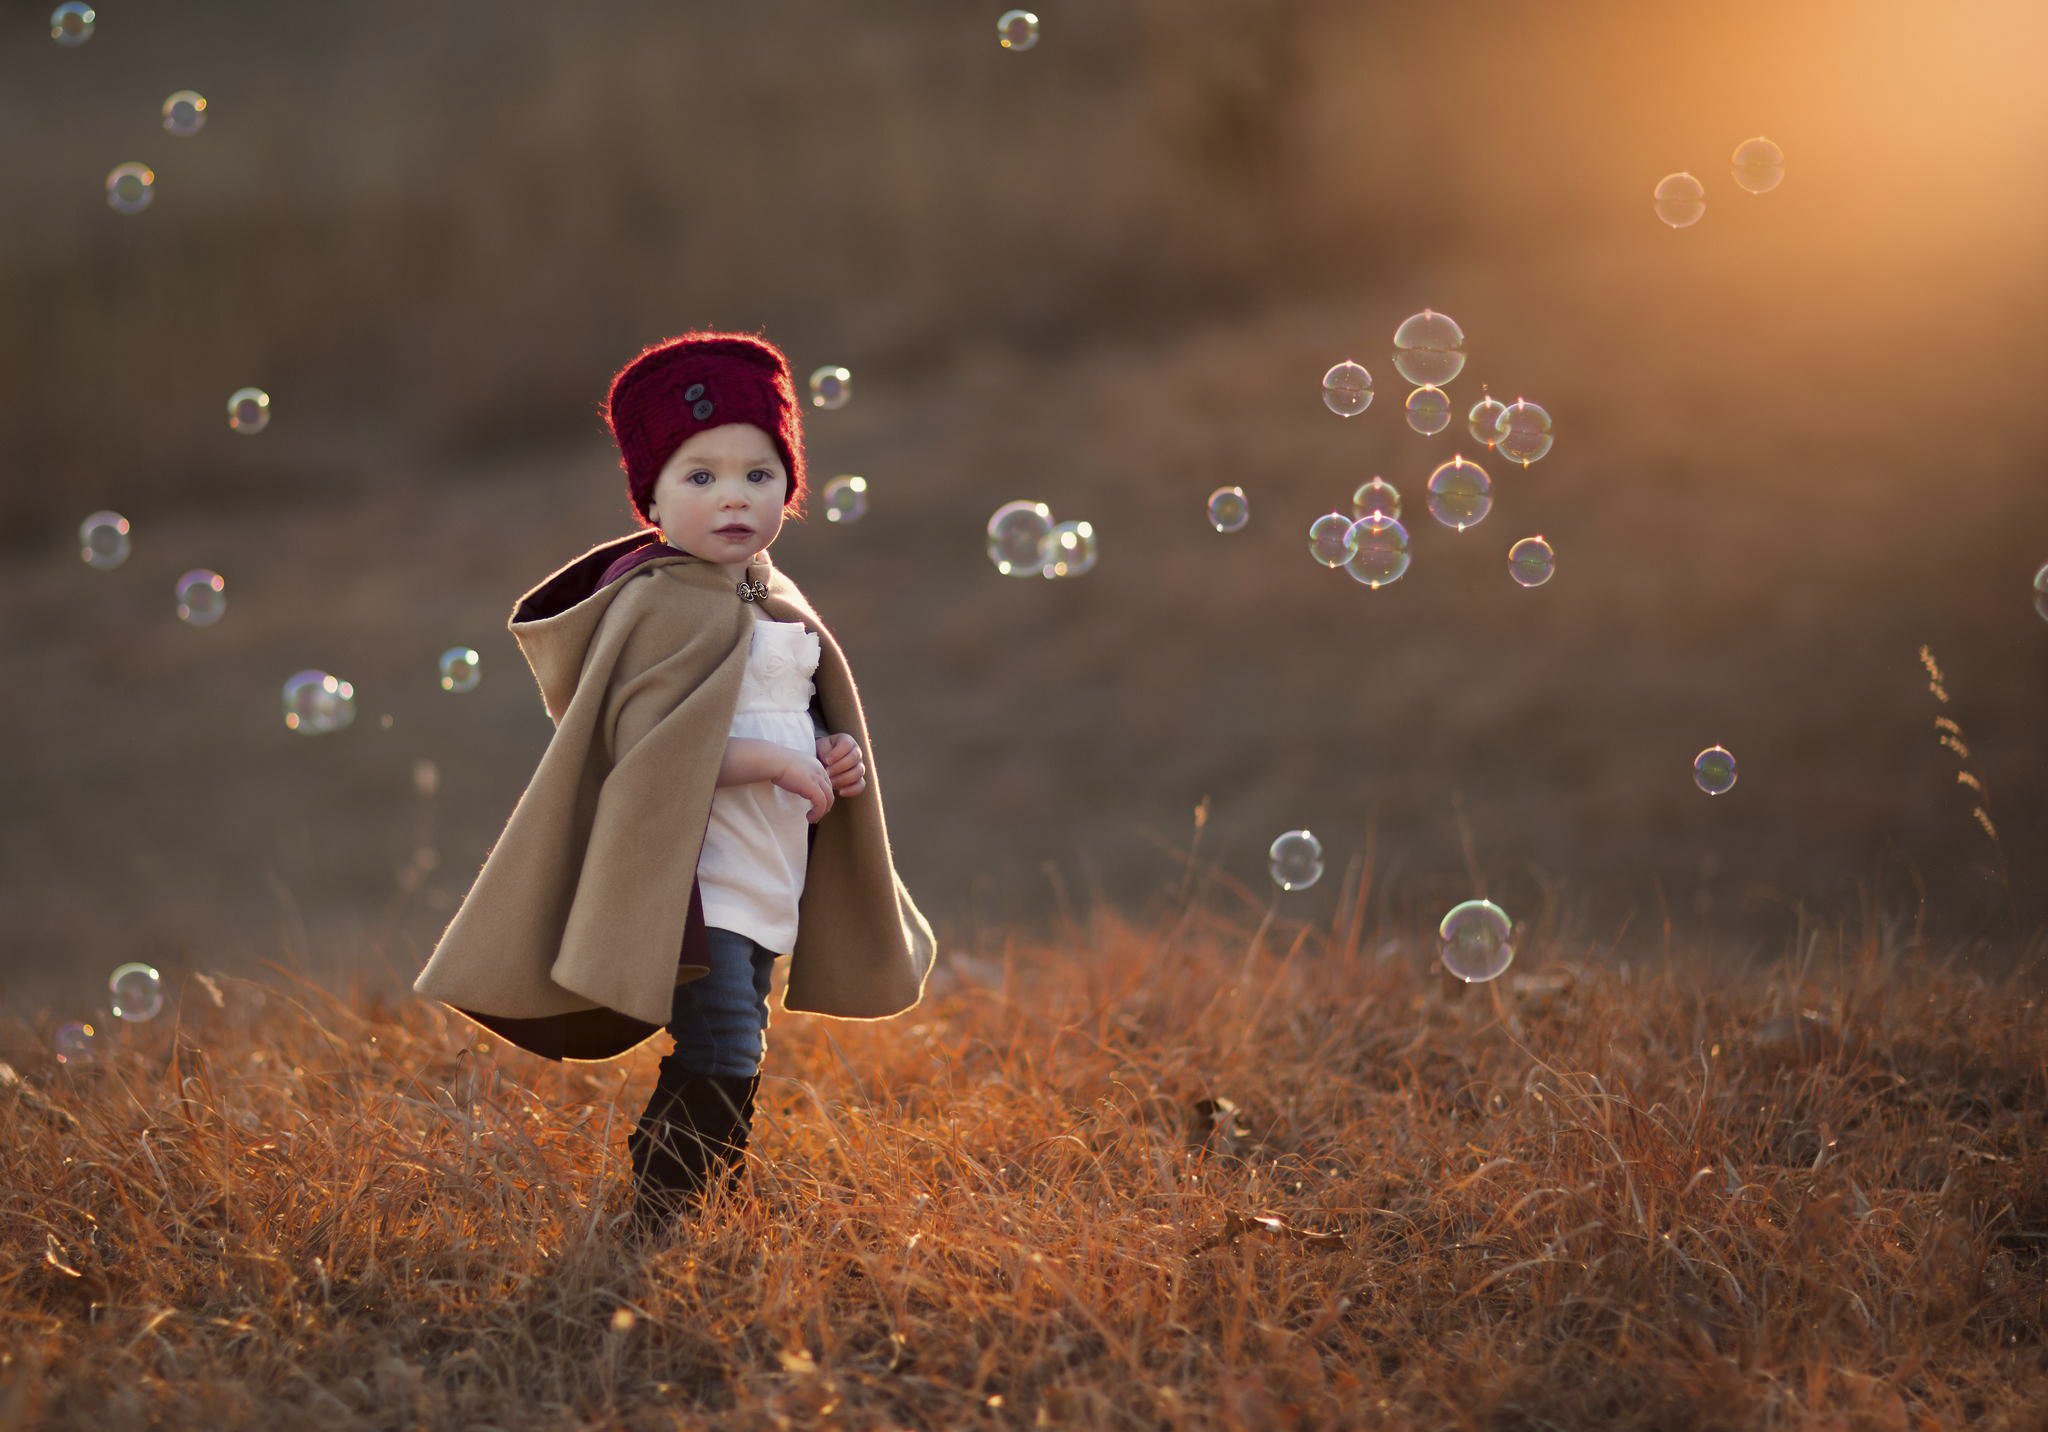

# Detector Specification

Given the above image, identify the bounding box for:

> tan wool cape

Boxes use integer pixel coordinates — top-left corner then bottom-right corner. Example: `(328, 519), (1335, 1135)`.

(412, 531), (936, 1062)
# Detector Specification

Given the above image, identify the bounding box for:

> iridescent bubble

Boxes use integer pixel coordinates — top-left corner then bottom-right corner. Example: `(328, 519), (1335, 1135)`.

(80, 510), (131, 569)
(1404, 385), (1451, 436)
(1343, 514), (1410, 589)
(997, 9), (1039, 49)
(1042, 520), (1098, 578)
(1269, 829), (1324, 891)
(1731, 136), (1784, 195)
(1654, 171), (1705, 228)
(283, 670), (357, 735)
(109, 962), (163, 1021)
(1391, 310), (1466, 389)
(1495, 398), (1553, 466)
(1439, 899), (1514, 983)
(227, 387), (270, 434)
(987, 500), (1053, 577)
(1467, 389), (1507, 449)
(1321, 360), (1373, 417)
(1508, 536), (1554, 588)
(1309, 512), (1359, 567)
(175, 569), (226, 625)
(106, 162), (155, 215)
(822, 475), (868, 524)
(1694, 745), (1737, 795)
(808, 365), (851, 410)
(50, 2), (93, 45)
(54, 1021), (96, 1064)
(162, 90), (208, 137)
(2034, 562), (2048, 621)
(1425, 455), (1492, 531)
(1351, 476), (1400, 520)
(438, 647), (480, 692)
(1207, 486), (1249, 533)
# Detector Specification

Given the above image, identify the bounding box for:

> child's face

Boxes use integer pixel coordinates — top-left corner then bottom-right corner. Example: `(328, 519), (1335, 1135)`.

(645, 423), (788, 575)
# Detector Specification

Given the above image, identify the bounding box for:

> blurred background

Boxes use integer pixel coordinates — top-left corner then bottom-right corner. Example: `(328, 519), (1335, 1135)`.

(5, 0), (2047, 1021)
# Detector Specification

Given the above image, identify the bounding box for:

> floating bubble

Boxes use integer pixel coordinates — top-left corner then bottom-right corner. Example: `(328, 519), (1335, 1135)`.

(1404, 385), (1451, 436)
(808, 365), (851, 410)
(163, 90), (208, 137)
(1731, 136), (1783, 195)
(1425, 455), (1492, 530)
(54, 1021), (96, 1064)
(1495, 398), (1553, 466)
(1351, 477), (1400, 520)
(227, 387), (270, 434)
(997, 9), (1039, 49)
(106, 162), (155, 215)
(439, 647), (481, 692)
(80, 510), (131, 569)
(1392, 310), (1466, 389)
(1467, 389), (1507, 448)
(1269, 829), (1324, 891)
(2035, 562), (2048, 621)
(1440, 899), (1514, 982)
(283, 670), (357, 735)
(175, 569), (226, 625)
(109, 962), (163, 1021)
(1042, 520), (1098, 578)
(1321, 360), (1373, 417)
(51, 2), (93, 45)
(987, 500), (1053, 577)
(1207, 486), (1249, 533)
(1508, 536), (1554, 588)
(1308, 512), (1359, 567)
(1654, 172), (1705, 228)
(1343, 514), (1410, 589)
(822, 475), (868, 524)
(1694, 745), (1737, 795)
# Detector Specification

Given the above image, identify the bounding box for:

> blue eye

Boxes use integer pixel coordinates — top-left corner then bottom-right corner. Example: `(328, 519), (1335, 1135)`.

(688, 471), (713, 485)
(749, 469), (774, 483)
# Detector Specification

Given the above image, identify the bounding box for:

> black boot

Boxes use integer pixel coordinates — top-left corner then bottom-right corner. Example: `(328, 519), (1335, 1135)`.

(624, 1071), (760, 1242)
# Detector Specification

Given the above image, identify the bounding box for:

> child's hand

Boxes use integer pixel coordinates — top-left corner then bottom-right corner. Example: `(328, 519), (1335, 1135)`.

(816, 733), (867, 798)
(773, 750), (836, 823)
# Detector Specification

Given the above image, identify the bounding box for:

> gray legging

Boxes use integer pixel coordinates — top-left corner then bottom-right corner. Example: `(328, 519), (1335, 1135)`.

(660, 925), (783, 1078)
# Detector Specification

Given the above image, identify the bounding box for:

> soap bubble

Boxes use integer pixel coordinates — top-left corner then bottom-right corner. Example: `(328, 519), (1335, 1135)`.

(2034, 562), (2048, 621)
(1308, 512), (1359, 567)
(106, 162), (155, 214)
(1269, 830), (1324, 891)
(1321, 361), (1373, 417)
(1654, 172), (1705, 228)
(110, 963), (163, 1021)
(51, 2), (93, 45)
(1425, 455), (1492, 530)
(1343, 514), (1410, 589)
(1440, 899), (1514, 982)
(227, 387), (270, 434)
(283, 670), (357, 735)
(809, 365), (851, 410)
(1693, 745), (1737, 795)
(162, 90), (207, 137)
(1391, 310), (1466, 388)
(1042, 520), (1098, 578)
(822, 475), (868, 524)
(987, 500), (1053, 576)
(1351, 476), (1400, 520)
(175, 569), (226, 625)
(1508, 536), (1554, 588)
(1731, 136), (1783, 194)
(997, 9), (1039, 49)
(1495, 398), (1553, 466)
(1404, 385), (1451, 436)
(1467, 390), (1507, 448)
(438, 647), (481, 692)
(54, 1022), (96, 1064)
(1207, 486), (1249, 533)
(80, 510), (131, 569)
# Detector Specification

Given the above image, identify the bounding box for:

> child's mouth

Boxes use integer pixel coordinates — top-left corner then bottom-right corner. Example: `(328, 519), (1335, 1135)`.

(714, 526), (753, 539)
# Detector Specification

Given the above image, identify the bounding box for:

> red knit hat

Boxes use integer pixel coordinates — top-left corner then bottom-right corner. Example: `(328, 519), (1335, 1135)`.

(603, 331), (808, 525)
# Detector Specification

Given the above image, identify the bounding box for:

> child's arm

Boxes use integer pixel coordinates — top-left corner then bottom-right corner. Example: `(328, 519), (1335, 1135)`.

(721, 736), (836, 822)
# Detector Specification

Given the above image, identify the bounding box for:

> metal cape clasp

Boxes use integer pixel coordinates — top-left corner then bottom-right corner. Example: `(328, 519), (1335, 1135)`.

(736, 577), (770, 602)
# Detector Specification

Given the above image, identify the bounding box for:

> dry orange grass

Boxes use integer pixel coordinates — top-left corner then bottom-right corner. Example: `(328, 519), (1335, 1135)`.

(4, 864), (2046, 1431)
